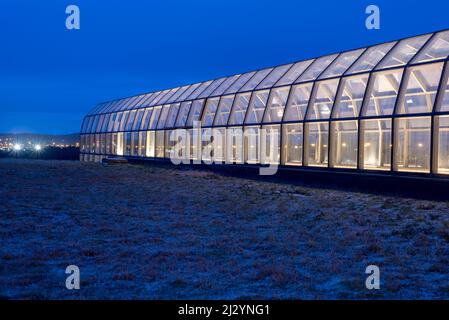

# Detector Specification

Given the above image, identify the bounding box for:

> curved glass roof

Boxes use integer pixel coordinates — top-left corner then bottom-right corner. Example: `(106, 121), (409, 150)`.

(85, 29), (449, 119)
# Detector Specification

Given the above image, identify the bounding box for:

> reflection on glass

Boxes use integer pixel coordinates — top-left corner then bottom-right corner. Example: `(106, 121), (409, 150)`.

(362, 69), (404, 116)
(397, 63), (443, 114)
(333, 75), (368, 118)
(307, 79), (339, 120)
(330, 120), (358, 168)
(360, 119), (391, 170)
(395, 117), (431, 172)
(305, 122), (329, 167)
(282, 123), (303, 166)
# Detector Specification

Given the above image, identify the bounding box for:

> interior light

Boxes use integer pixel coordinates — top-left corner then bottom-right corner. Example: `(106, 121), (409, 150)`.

(407, 99), (414, 104)
(13, 144), (22, 151)
(35, 145), (42, 151)
(342, 143), (347, 147)
(418, 143), (423, 148)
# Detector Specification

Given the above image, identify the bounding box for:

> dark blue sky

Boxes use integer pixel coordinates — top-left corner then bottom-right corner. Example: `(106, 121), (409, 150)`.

(1, 0), (448, 134)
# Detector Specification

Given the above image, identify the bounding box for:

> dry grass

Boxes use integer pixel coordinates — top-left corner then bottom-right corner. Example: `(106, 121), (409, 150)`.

(1, 158), (449, 299)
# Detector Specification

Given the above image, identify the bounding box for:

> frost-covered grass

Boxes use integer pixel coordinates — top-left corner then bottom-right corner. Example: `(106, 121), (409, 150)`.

(1, 158), (449, 299)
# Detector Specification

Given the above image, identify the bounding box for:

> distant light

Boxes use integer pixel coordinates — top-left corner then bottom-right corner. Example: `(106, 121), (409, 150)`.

(35, 144), (42, 151)
(13, 144), (22, 151)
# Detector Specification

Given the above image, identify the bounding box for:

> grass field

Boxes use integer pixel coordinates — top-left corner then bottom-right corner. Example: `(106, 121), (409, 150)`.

(1, 158), (449, 299)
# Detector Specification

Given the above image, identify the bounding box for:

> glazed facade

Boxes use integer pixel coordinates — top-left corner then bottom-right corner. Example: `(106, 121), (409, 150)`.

(81, 30), (449, 175)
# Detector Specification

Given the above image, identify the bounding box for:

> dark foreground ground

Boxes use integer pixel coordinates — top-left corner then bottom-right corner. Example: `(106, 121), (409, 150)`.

(1, 158), (449, 299)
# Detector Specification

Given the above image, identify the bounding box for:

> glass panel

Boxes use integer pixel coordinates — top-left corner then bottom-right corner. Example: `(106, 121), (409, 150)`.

(282, 123), (303, 166)
(165, 130), (175, 159)
(228, 93), (251, 125)
(256, 64), (292, 89)
(201, 98), (220, 126)
(130, 95), (147, 109)
(397, 62), (443, 114)
(245, 90), (270, 124)
(90, 116), (101, 133)
(412, 31), (449, 64)
(306, 79), (339, 120)
(436, 116), (449, 174)
(362, 69), (404, 116)
(283, 83), (313, 121)
(165, 103), (181, 128)
(330, 120), (358, 168)
(186, 99), (205, 127)
(175, 83), (201, 102)
(437, 65), (449, 112)
(132, 109), (145, 131)
(119, 111), (130, 131)
(157, 105), (171, 129)
(97, 102), (111, 114)
(132, 132), (139, 155)
(261, 125), (280, 164)
(226, 127), (244, 163)
(138, 93), (156, 108)
(244, 126), (260, 164)
(123, 96), (140, 110)
(360, 118), (392, 170)
(212, 128), (226, 163)
(151, 90), (171, 106)
(263, 86), (290, 123)
(124, 132), (132, 155)
(376, 34), (431, 69)
(116, 132), (124, 156)
(148, 106), (162, 130)
(211, 74), (241, 96)
(198, 78), (227, 98)
(107, 114), (116, 132)
(167, 85), (190, 103)
(295, 54), (338, 83)
(395, 116), (431, 172)
(187, 81), (213, 100)
(333, 74), (369, 118)
(305, 122), (329, 167)
(118, 98), (132, 111)
(275, 60), (314, 86)
(346, 42), (396, 74)
(214, 95), (235, 126)
(146, 131), (156, 157)
(175, 101), (192, 127)
(201, 128), (213, 162)
(125, 110), (137, 131)
(140, 108), (153, 130)
(318, 49), (365, 79)
(189, 128), (201, 160)
(84, 117), (93, 133)
(155, 131), (165, 158)
(158, 88), (179, 105)
(113, 112), (123, 132)
(105, 133), (111, 154)
(224, 71), (257, 94)
(239, 68), (273, 92)
(138, 131), (146, 156)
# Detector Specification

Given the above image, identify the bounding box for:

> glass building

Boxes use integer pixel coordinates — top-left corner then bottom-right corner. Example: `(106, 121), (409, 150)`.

(81, 29), (449, 175)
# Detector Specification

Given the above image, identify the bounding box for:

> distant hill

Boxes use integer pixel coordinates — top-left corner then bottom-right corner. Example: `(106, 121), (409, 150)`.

(0, 133), (80, 145)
